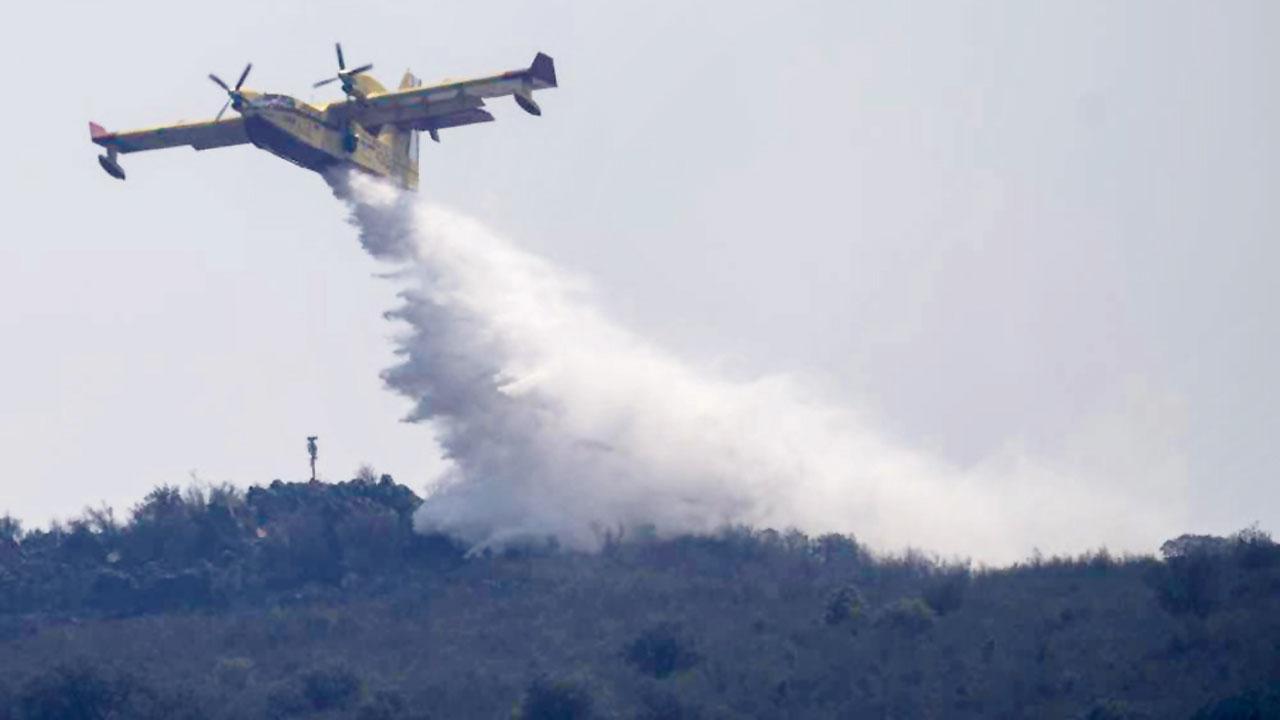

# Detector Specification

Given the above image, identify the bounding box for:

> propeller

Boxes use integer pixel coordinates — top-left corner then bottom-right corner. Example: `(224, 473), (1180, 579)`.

(210, 62), (253, 121)
(313, 42), (373, 96)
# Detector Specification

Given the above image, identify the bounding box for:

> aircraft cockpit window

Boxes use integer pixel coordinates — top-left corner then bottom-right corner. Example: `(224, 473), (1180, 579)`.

(256, 95), (295, 109)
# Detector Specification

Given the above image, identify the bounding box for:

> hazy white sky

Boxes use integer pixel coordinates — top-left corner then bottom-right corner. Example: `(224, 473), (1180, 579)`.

(1, 1), (1275, 548)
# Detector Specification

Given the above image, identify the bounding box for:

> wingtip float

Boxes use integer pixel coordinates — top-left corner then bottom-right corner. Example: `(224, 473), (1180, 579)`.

(89, 46), (558, 191)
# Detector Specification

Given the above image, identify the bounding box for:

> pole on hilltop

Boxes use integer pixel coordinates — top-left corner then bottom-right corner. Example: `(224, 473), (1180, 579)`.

(306, 436), (318, 481)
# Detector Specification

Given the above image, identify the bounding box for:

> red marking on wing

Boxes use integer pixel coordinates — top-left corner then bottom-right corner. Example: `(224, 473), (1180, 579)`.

(89, 122), (112, 141)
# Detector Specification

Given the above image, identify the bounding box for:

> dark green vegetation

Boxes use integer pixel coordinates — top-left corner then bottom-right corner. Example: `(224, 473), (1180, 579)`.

(1, 477), (1277, 718)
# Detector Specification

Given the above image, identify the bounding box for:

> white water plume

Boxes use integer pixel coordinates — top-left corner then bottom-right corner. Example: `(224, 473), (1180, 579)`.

(332, 172), (1189, 564)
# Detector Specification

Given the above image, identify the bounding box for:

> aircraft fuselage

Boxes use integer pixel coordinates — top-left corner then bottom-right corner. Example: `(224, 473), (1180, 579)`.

(238, 93), (417, 188)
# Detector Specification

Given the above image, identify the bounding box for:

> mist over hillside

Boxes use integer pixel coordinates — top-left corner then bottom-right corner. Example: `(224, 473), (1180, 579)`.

(0, 476), (1276, 719)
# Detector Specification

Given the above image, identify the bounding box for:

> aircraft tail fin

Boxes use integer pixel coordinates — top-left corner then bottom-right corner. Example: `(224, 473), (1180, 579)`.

(381, 70), (423, 190)
(527, 52), (557, 88)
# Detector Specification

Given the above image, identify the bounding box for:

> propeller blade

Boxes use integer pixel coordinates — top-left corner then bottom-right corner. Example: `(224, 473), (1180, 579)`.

(209, 73), (230, 92)
(347, 62), (373, 76)
(215, 98), (231, 121)
(313, 76), (339, 88)
(235, 62), (253, 91)
(335, 42), (345, 71)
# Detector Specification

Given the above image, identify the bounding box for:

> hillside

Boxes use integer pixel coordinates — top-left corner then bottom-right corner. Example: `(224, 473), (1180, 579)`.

(0, 477), (1277, 719)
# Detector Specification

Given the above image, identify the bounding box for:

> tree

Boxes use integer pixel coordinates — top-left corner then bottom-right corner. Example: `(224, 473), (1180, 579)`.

(878, 598), (936, 637)
(1149, 551), (1222, 618)
(623, 624), (700, 679)
(1232, 525), (1280, 569)
(922, 567), (969, 616)
(824, 584), (865, 627)
(0, 514), (22, 544)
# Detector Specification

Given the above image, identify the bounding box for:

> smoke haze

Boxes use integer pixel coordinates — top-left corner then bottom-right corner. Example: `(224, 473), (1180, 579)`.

(334, 173), (1189, 564)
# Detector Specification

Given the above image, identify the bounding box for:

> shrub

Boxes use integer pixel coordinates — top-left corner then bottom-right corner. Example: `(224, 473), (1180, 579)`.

(1085, 548), (1116, 573)
(17, 663), (136, 720)
(134, 568), (216, 612)
(265, 681), (310, 718)
(1086, 699), (1147, 719)
(82, 504), (121, 538)
(823, 584), (865, 627)
(1160, 534), (1231, 561)
(128, 684), (210, 720)
(356, 690), (410, 720)
(637, 689), (702, 720)
(259, 511), (341, 588)
(301, 665), (362, 711)
(623, 623), (700, 679)
(88, 569), (138, 614)
(815, 534), (863, 565)
(1232, 525), (1280, 570)
(126, 486), (202, 565)
(0, 514), (22, 543)
(1149, 551), (1222, 618)
(1192, 682), (1280, 719)
(981, 637), (996, 663)
(60, 521), (104, 564)
(922, 568), (969, 616)
(264, 666), (362, 717)
(516, 676), (595, 720)
(878, 598), (936, 636)
(214, 657), (255, 691)
(335, 505), (405, 573)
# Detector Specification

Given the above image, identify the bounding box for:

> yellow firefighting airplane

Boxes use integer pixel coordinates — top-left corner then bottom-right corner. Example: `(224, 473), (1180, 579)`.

(90, 44), (557, 190)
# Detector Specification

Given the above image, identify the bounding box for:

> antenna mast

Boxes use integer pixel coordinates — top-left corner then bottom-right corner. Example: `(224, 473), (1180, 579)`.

(306, 436), (319, 481)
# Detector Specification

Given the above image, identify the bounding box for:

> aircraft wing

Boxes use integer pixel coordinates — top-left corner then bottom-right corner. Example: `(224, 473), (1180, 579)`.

(89, 117), (249, 154)
(329, 52), (557, 137)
